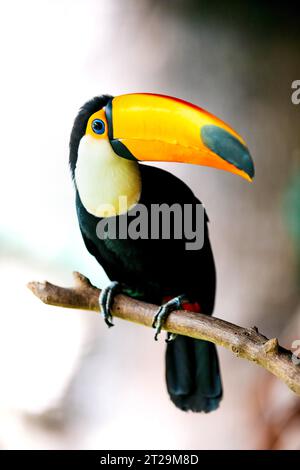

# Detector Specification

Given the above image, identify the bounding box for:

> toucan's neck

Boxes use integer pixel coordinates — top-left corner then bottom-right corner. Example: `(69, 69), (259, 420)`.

(75, 136), (142, 218)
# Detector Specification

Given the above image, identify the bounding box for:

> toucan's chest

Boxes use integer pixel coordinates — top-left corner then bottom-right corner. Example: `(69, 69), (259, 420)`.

(75, 137), (142, 217)
(77, 193), (178, 270)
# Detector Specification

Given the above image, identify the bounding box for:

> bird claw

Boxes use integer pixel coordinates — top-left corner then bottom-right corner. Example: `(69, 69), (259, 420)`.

(152, 295), (186, 341)
(99, 281), (121, 328)
(165, 332), (177, 343)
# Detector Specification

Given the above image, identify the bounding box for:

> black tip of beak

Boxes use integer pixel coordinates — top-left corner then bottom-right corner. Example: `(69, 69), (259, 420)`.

(201, 125), (255, 179)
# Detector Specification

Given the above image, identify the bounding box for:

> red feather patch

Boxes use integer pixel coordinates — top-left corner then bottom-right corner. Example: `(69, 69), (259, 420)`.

(163, 296), (201, 313)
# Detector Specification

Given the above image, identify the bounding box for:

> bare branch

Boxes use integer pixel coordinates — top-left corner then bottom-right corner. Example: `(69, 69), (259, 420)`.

(27, 272), (300, 396)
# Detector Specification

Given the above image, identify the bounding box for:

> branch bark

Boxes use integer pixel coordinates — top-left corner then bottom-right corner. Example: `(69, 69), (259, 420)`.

(27, 272), (300, 396)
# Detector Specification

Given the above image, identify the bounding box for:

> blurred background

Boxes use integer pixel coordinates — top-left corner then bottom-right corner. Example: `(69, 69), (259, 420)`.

(0, 0), (300, 450)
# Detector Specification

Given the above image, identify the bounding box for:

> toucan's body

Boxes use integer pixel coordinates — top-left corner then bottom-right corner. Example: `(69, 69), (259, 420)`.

(76, 164), (220, 411)
(69, 93), (254, 412)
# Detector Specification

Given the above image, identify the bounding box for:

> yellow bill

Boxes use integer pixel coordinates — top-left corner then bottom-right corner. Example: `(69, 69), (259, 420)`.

(105, 93), (254, 181)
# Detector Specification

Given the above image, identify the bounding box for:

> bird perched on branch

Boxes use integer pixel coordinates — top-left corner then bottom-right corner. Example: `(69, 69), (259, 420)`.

(69, 93), (254, 412)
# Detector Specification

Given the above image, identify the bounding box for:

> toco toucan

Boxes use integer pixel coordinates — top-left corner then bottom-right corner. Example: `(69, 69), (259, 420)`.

(69, 93), (254, 412)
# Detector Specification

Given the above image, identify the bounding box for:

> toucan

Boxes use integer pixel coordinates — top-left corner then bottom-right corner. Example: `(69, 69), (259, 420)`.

(69, 93), (254, 412)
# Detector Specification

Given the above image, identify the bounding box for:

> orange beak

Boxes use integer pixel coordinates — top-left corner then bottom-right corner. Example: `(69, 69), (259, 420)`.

(105, 93), (255, 181)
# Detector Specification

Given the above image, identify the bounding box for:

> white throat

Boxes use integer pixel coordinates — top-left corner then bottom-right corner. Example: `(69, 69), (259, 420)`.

(75, 136), (141, 217)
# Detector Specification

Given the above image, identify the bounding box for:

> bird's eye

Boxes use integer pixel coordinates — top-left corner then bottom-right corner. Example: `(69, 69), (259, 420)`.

(92, 119), (105, 135)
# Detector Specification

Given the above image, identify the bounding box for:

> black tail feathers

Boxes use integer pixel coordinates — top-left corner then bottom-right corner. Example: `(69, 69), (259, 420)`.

(166, 335), (222, 412)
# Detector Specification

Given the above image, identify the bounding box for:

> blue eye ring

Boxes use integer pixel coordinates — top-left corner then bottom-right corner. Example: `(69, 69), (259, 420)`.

(92, 119), (105, 135)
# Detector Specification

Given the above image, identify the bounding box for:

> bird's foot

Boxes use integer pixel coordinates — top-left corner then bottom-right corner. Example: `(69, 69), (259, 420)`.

(166, 332), (178, 343)
(152, 294), (187, 341)
(99, 281), (122, 328)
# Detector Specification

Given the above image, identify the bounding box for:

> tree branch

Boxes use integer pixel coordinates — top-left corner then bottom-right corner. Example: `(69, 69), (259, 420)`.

(27, 272), (300, 396)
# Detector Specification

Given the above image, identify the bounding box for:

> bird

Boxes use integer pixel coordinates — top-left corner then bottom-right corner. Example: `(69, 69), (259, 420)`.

(69, 93), (254, 412)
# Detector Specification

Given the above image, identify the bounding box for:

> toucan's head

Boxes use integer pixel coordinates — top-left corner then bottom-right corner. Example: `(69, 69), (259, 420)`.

(70, 93), (254, 217)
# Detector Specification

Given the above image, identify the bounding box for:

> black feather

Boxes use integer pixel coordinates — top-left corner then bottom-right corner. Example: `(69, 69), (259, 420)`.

(166, 336), (222, 412)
